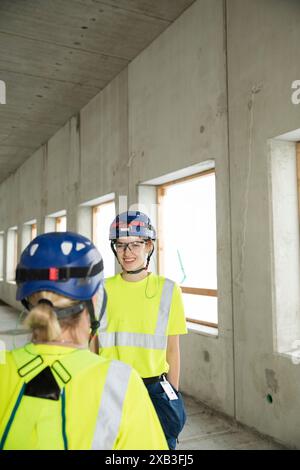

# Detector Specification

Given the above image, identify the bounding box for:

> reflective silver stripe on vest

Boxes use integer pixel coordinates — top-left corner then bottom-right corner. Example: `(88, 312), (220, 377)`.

(92, 360), (131, 450)
(99, 278), (175, 349)
(98, 307), (108, 331)
(155, 278), (175, 335)
(99, 331), (167, 350)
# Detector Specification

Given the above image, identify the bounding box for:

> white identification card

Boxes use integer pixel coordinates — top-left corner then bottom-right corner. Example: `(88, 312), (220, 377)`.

(160, 379), (178, 401)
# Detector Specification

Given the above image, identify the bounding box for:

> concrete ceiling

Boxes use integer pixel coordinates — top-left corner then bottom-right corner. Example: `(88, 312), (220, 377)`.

(0, 0), (195, 184)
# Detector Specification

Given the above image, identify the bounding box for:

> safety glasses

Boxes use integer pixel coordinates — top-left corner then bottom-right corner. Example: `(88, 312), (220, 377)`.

(114, 241), (146, 253)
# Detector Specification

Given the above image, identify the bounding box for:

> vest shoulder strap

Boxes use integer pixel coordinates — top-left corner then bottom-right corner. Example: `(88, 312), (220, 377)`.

(1, 347), (106, 450)
(11, 346), (103, 387)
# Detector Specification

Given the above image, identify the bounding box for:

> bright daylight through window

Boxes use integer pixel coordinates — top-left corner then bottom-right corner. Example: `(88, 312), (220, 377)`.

(157, 171), (218, 327)
(55, 215), (67, 232)
(93, 200), (116, 278)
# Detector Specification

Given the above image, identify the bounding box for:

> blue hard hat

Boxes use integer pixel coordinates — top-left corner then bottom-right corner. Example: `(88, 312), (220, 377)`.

(109, 211), (156, 241)
(16, 232), (104, 302)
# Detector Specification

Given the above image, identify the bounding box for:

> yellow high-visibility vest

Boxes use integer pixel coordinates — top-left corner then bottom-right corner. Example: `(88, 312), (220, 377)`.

(99, 273), (187, 378)
(0, 343), (168, 450)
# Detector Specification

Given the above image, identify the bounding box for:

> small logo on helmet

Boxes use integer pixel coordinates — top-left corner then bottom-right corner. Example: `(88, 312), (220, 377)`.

(129, 221), (145, 227)
(49, 267), (59, 281)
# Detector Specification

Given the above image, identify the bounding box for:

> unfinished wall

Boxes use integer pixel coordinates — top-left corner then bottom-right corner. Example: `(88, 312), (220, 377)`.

(0, 71), (129, 309)
(0, 0), (300, 448)
(227, 0), (300, 448)
(128, 0), (234, 417)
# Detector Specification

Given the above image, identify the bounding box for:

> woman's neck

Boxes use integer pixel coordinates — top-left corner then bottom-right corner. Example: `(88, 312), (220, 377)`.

(32, 339), (88, 349)
(32, 331), (89, 349)
(121, 270), (150, 282)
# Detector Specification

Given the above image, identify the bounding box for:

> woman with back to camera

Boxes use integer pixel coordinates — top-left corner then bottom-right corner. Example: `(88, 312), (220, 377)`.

(99, 211), (188, 449)
(0, 231), (167, 450)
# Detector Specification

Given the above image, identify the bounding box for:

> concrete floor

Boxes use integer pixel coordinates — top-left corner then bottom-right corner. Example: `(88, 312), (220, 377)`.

(0, 303), (286, 450)
(178, 396), (285, 450)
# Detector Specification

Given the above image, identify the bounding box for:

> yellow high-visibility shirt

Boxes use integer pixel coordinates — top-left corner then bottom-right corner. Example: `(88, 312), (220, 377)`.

(0, 343), (168, 450)
(99, 273), (187, 378)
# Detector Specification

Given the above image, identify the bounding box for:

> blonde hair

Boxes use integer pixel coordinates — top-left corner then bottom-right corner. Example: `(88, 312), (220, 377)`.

(24, 291), (82, 342)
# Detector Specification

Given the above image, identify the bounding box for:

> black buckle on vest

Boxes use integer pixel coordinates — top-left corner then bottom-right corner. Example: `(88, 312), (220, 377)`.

(17, 355), (44, 378)
(51, 360), (72, 384)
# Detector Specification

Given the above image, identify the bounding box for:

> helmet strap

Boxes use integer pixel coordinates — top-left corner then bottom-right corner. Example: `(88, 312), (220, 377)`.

(23, 298), (86, 319)
(21, 298), (30, 311)
(110, 240), (117, 258)
(23, 294), (104, 346)
(85, 299), (100, 343)
(125, 265), (147, 275)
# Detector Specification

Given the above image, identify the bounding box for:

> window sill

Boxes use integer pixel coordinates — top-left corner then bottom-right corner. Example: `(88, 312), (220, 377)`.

(276, 350), (300, 365)
(187, 321), (218, 338)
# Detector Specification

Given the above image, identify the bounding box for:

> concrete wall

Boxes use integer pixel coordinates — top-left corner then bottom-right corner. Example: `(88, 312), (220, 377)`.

(128, 0), (234, 418)
(0, 0), (300, 448)
(227, 0), (300, 448)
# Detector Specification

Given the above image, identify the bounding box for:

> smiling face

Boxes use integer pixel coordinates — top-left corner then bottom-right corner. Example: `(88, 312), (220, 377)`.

(115, 236), (152, 272)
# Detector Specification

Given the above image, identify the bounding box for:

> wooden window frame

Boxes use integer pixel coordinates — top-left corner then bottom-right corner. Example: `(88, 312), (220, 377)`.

(92, 199), (116, 278)
(13, 230), (18, 278)
(92, 200), (115, 243)
(7, 228), (18, 282)
(157, 170), (218, 328)
(55, 216), (66, 232)
(31, 223), (37, 241)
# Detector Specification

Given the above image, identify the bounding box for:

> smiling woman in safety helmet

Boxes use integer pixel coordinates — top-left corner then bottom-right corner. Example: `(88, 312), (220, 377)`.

(99, 211), (188, 450)
(0, 231), (167, 450)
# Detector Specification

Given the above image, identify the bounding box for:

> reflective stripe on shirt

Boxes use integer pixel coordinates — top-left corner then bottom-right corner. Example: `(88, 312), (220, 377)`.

(92, 360), (131, 450)
(99, 332), (167, 350)
(155, 278), (175, 335)
(99, 278), (175, 349)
